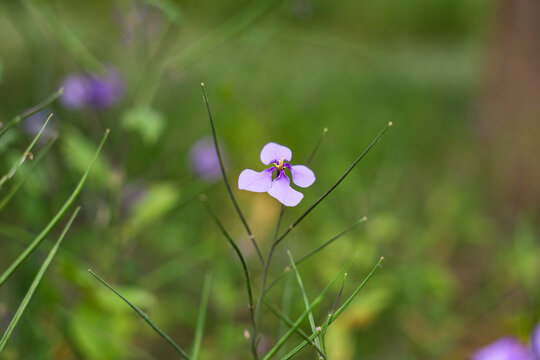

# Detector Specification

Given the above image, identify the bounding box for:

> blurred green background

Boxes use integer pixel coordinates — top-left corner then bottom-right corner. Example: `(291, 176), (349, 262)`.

(1, 0), (539, 359)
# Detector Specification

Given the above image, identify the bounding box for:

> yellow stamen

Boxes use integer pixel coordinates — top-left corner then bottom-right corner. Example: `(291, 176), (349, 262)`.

(274, 158), (285, 171)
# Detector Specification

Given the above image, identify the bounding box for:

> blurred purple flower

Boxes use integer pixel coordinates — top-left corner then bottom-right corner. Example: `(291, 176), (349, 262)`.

(189, 137), (224, 182)
(472, 337), (530, 360)
(60, 75), (90, 109)
(87, 70), (123, 109)
(238, 142), (315, 207)
(532, 323), (540, 359)
(59, 68), (123, 110)
(472, 321), (540, 360)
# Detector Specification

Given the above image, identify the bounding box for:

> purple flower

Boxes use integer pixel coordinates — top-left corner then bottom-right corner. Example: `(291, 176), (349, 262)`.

(238, 142), (315, 207)
(189, 137), (224, 182)
(60, 75), (90, 109)
(472, 337), (531, 360)
(532, 323), (540, 359)
(59, 68), (123, 110)
(87, 70), (123, 109)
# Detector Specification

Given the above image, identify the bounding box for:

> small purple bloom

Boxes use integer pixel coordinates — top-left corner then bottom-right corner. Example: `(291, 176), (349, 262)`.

(532, 323), (540, 359)
(189, 137), (224, 182)
(472, 337), (531, 360)
(238, 142), (315, 207)
(59, 68), (123, 110)
(60, 75), (90, 109)
(87, 70), (123, 109)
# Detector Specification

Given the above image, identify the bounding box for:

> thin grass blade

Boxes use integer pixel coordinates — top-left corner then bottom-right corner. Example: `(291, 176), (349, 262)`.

(263, 297), (326, 359)
(0, 207), (80, 352)
(266, 216), (367, 293)
(88, 270), (190, 359)
(321, 273), (348, 354)
(274, 122), (393, 248)
(0, 129), (110, 287)
(277, 272), (293, 358)
(262, 256), (356, 360)
(0, 88), (63, 138)
(200, 83), (264, 265)
(0, 137), (56, 211)
(191, 272), (213, 360)
(0, 113), (53, 189)
(330, 257), (384, 320)
(286, 250), (322, 354)
(199, 195), (258, 359)
(279, 257), (384, 360)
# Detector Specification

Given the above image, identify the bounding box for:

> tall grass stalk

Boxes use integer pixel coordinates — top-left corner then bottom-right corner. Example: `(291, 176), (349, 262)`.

(0, 207), (80, 352)
(0, 129), (110, 287)
(0, 88), (63, 138)
(0, 113), (53, 189)
(88, 269), (191, 360)
(201, 83), (264, 265)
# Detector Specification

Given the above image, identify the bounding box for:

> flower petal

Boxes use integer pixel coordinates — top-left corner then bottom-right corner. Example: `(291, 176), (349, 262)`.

(268, 172), (303, 207)
(260, 142), (292, 165)
(532, 321), (540, 359)
(472, 337), (530, 360)
(289, 165), (315, 188)
(238, 168), (274, 193)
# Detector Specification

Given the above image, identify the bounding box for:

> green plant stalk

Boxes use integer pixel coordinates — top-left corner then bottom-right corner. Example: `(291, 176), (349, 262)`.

(200, 197), (258, 360)
(0, 129), (110, 287)
(279, 257), (384, 360)
(276, 273), (293, 359)
(306, 127), (328, 165)
(0, 113), (53, 189)
(261, 257), (356, 360)
(263, 297), (326, 359)
(321, 273), (347, 355)
(0, 88), (63, 138)
(200, 83), (264, 266)
(274, 122), (393, 249)
(88, 270), (190, 360)
(191, 272), (213, 360)
(286, 250), (322, 354)
(0, 137), (56, 211)
(265, 216), (367, 293)
(0, 207), (80, 352)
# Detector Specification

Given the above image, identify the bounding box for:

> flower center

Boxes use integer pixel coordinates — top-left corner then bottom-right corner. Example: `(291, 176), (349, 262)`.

(274, 158), (285, 171)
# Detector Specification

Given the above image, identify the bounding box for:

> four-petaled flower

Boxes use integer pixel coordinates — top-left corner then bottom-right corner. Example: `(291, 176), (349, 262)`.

(238, 142), (315, 207)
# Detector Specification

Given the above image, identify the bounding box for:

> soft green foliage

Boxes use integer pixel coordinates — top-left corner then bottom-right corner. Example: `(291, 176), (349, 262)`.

(121, 106), (166, 145)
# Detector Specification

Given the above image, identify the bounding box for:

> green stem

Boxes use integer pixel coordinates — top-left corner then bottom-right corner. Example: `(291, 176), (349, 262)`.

(0, 207), (80, 352)
(0, 137), (56, 211)
(265, 216), (367, 293)
(200, 83), (264, 266)
(280, 257), (384, 360)
(88, 270), (190, 359)
(0, 88), (63, 138)
(273, 122), (393, 249)
(0, 129), (109, 287)
(0, 113), (53, 189)
(200, 196), (258, 360)
(191, 272), (213, 360)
